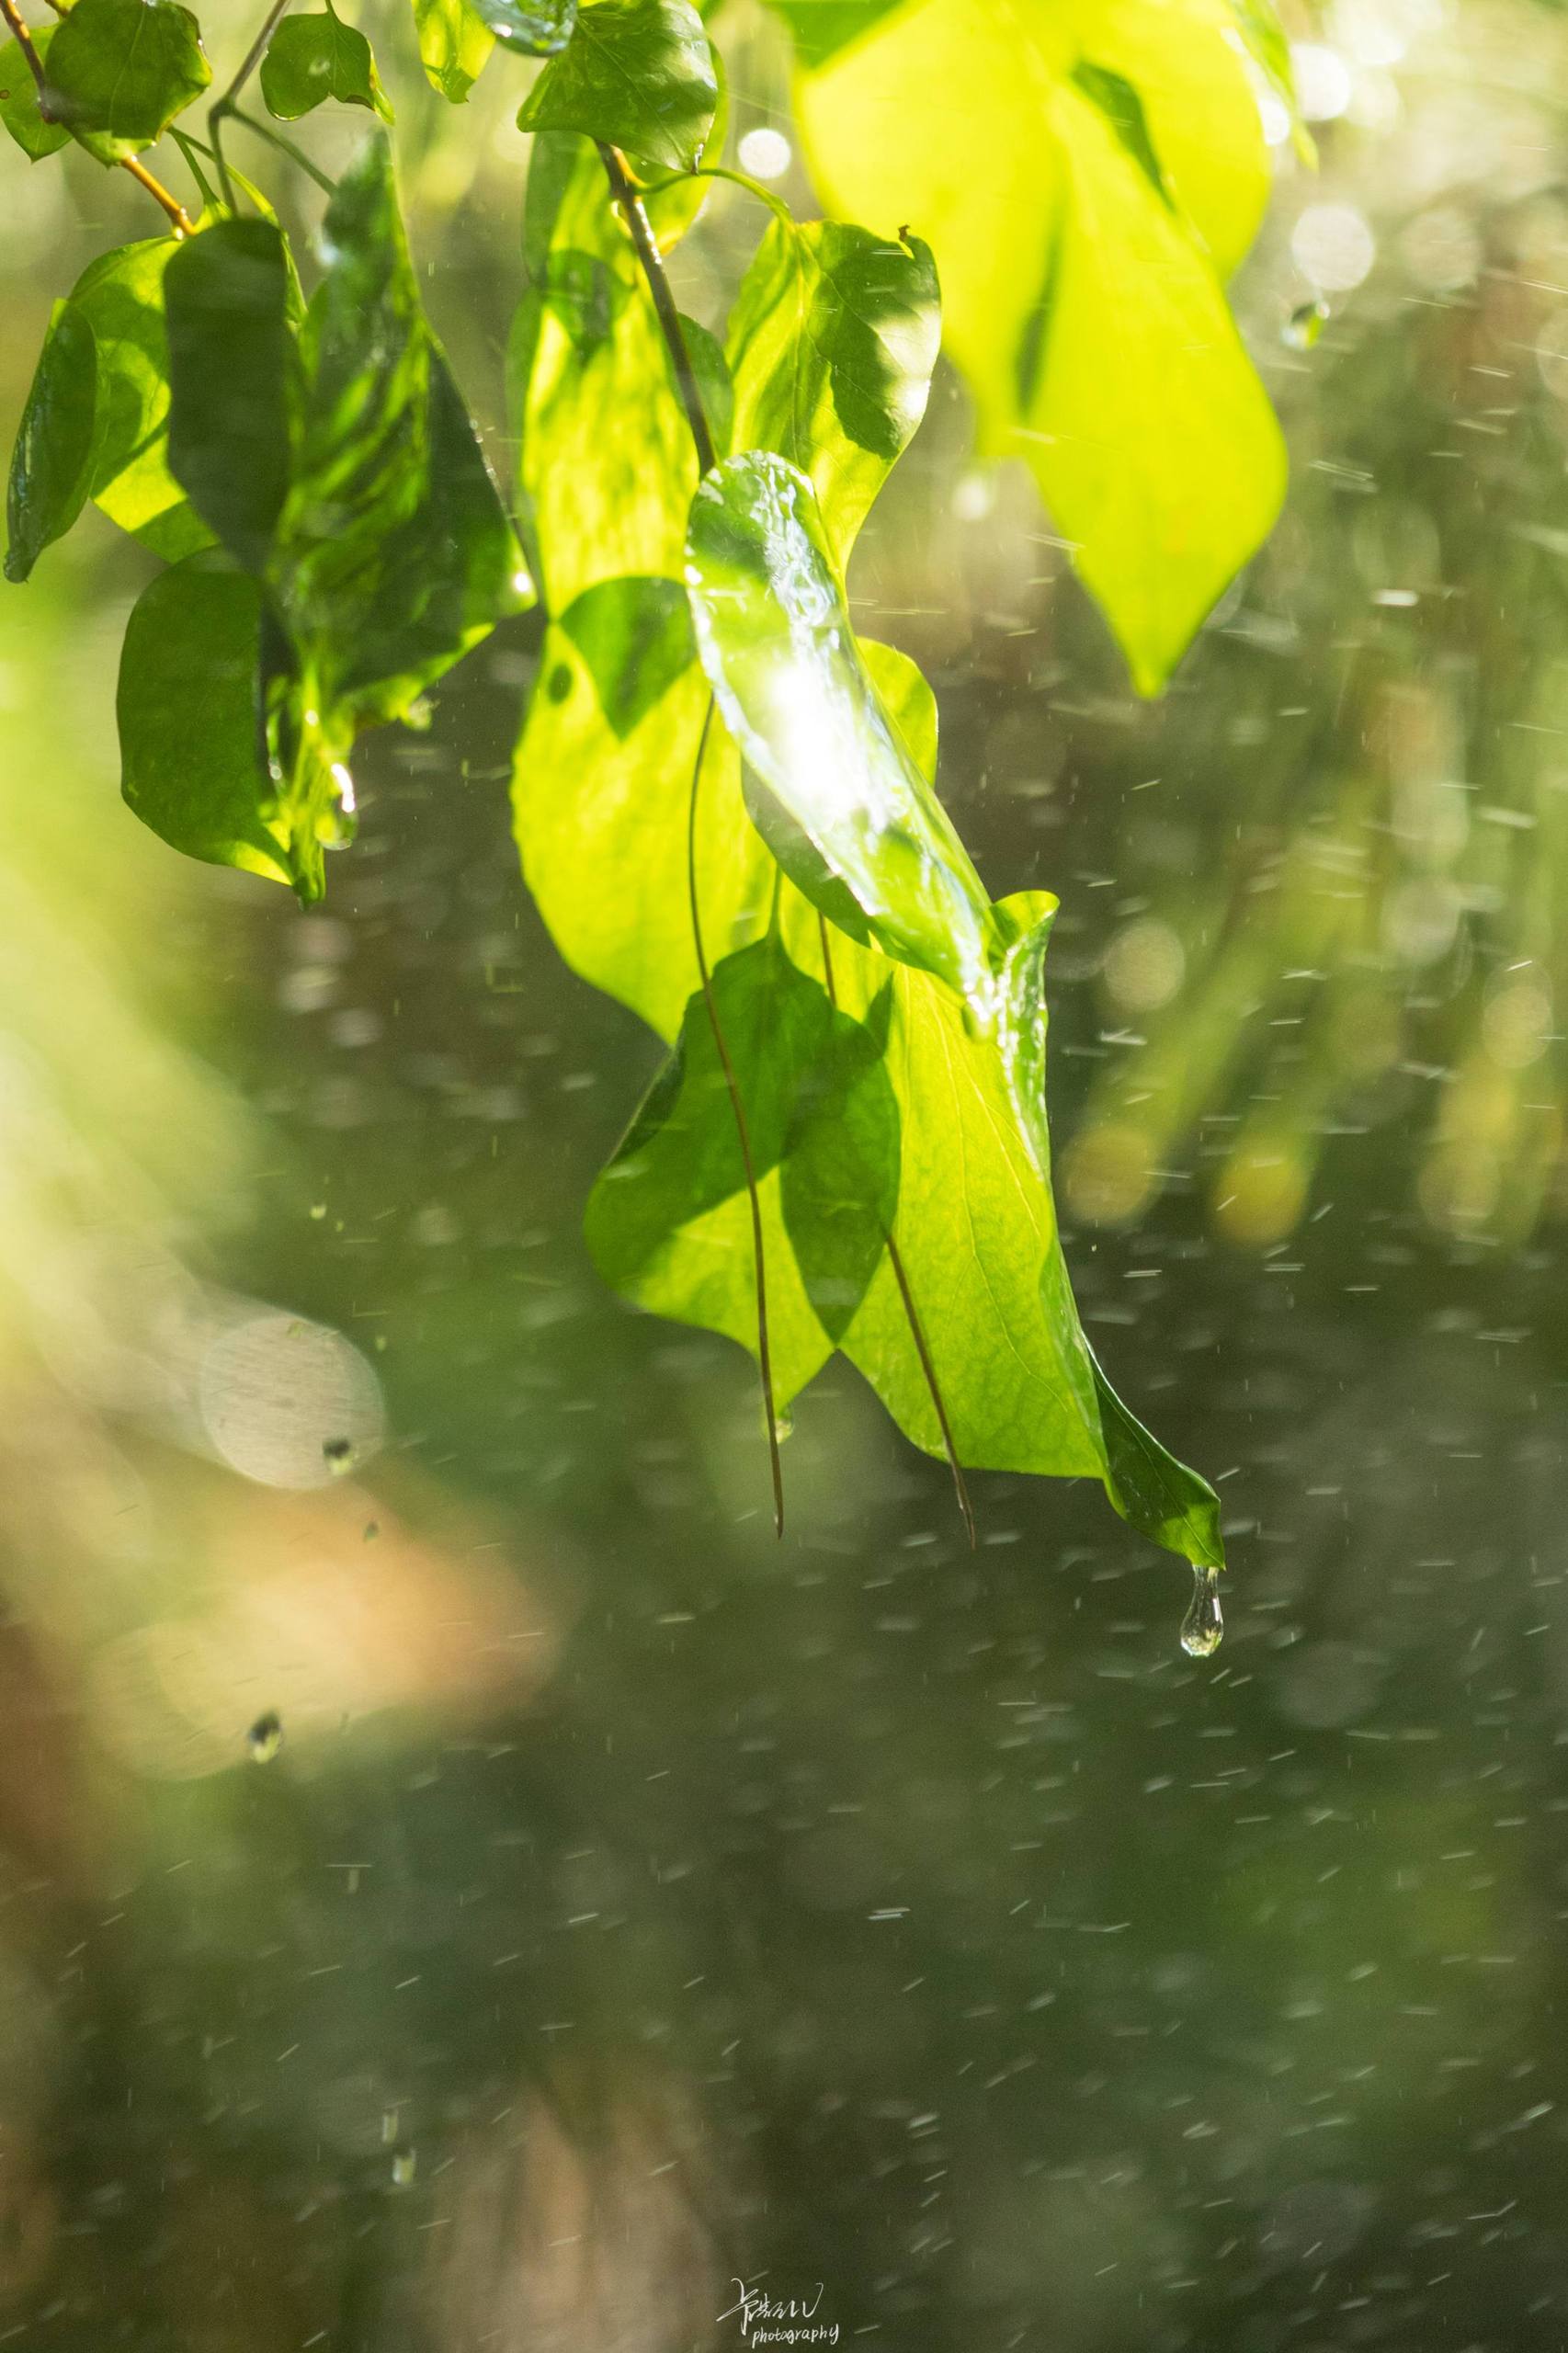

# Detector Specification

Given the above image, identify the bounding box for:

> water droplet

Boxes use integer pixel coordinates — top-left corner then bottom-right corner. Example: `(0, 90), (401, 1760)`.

(391, 2146), (417, 2189)
(323, 1435), (356, 1475)
(247, 1711), (283, 1763)
(1283, 298), (1329, 350)
(1179, 1563), (1223, 1659)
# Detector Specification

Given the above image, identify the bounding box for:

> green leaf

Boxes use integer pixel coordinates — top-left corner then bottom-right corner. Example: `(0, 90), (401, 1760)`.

(517, 0), (717, 172)
(414, 0), (494, 100)
(724, 218), (938, 559)
(116, 551), (296, 888)
(69, 236), (211, 559)
(41, 0), (210, 162)
(6, 301), (97, 584)
(260, 6), (392, 121)
(1, 27), (69, 159)
(585, 933), (853, 1404)
(686, 452), (1001, 1017)
(509, 131), (719, 613)
(275, 132), (532, 746)
(793, 0), (1284, 693)
(761, 0), (909, 67)
(165, 218), (296, 575)
(472, 0), (574, 53)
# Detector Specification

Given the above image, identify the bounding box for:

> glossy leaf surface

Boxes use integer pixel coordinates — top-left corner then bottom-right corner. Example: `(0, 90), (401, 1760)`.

(471, 0), (574, 53)
(5, 301), (97, 585)
(69, 237), (211, 559)
(1, 27), (69, 159)
(165, 219), (295, 575)
(42, 0), (210, 161)
(413, 0), (494, 98)
(517, 0), (717, 172)
(261, 8), (393, 120)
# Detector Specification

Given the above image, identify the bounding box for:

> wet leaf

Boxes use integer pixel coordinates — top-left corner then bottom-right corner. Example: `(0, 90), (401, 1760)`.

(725, 217), (938, 559)
(517, 0), (717, 172)
(471, 0), (574, 53)
(413, 0), (494, 99)
(165, 218), (296, 574)
(261, 6), (393, 121)
(1, 27), (69, 159)
(42, 0), (210, 162)
(685, 452), (1000, 1016)
(117, 551), (295, 888)
(5, 301), (97, 584)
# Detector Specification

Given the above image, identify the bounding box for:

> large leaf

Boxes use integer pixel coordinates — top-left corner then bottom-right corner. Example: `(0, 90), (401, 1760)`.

(261, 7), (393, 121)
(761, 0), (908, 67)
(509, 130), (722, 612)
(275, 133), (532, 745)
(686, 453), (1000, 1016)
(165, 218), (296, 575)
(1, 26), (69, 158)
(41, 0), (210, 161)
(69, 237), (211, 560)
(792, 0), (1284, 693)
(472, 0), (574, 53)
(413, 0), (494, 99)
(117, 552), (295, 888)
(5, 301), (97, 584)
(517, 0), (717, 172)
(724, 218), (938, 559)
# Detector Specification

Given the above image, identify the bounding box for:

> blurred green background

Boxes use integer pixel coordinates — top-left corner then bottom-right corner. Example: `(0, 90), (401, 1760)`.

(3, 2), (1568, 2347)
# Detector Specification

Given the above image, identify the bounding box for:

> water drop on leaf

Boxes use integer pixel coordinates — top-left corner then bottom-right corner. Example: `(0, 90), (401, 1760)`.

(1179, 1563), (1223, 1659)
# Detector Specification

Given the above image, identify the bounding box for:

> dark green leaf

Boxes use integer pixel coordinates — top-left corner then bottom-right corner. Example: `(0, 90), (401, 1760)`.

(116, 551), (296, 887)
(761, 0), (909, 69)
(260, 7), (392, 121)
(42, 0), (210, 162)
(275, 132), (532, 745)
(725, 217), (937, 560)
(165, 218), (295, 574)
(517, 0), (717, 172)
(70, 236), (211, 558)
(6, 300), (97, 583)
(414, 0), (494, 98)
(686, 452), (1000, 1016)
(1, 26), (69, 159)
(472, 0), (574, 54)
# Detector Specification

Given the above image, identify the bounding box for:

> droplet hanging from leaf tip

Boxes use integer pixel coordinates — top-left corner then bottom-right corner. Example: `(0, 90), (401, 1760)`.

(1179, 1563), (1223, 1659)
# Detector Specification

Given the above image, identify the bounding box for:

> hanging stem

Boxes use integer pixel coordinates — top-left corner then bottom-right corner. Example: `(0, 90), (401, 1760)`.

(0, 0), (194, 233)
(210, 0), (294, 210)
(817, 915), (976, 1548)
(596, 141), (717, 476)
(690, 702), (785, 1537)
(225, 102), (337, 194)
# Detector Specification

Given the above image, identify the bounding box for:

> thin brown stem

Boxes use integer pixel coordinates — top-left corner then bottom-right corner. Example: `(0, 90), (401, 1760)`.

(0, 0), (46, 82)
(1, 0), (194, 234)
(689, 699), (785, 1538)
(597, 140), (717, 476)
(816, 917), (976, 1548)
(120, 153), (196, 235)
(210, 0), (294, 208)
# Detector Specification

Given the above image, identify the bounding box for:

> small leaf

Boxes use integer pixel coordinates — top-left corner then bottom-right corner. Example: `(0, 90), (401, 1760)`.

(685, 452), (1000, 1017)
(1, 26), (69, 159)
(413, 0), (494, 97)
(117, 550), (296, 888)
(725, 217), (937, 560)
(260, 6), (392, 121)
(42, 0), (210, 162)
(70, 236), (211, 558)
(165, 218), (296, 574)
(472, 0), (574, 54)
(517, 0), (717, 173)
(6, 301), (97, 583)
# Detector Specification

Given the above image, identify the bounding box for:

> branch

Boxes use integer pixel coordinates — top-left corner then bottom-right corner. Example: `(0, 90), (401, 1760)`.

(0, 0), (194, 235)
(596, 141), (716, 476)
(210, 0), (294, 208)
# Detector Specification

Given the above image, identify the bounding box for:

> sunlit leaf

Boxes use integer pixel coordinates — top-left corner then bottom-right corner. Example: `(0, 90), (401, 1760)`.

(69, 237), (212, 560)
(472, 0), (574, 53)
(165, 218), (295, 575)
(413, 0), (494, 100)
(725, 217), (938, 558)
(260, 6), (393, 122)
(117, 551), (295, 888)
(761, 0), (908, 68)
(42, 0), (210, 162)
(792, 0), (1284, 692)
(517, 0), (718, 172)
(686, 452), (1001, 1015)
(5, 301), (97, 584)
(1, 26), (69, 158)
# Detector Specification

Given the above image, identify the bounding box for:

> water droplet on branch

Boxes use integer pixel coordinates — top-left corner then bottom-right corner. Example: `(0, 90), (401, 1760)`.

(1179, 1563), (1223, 1659)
